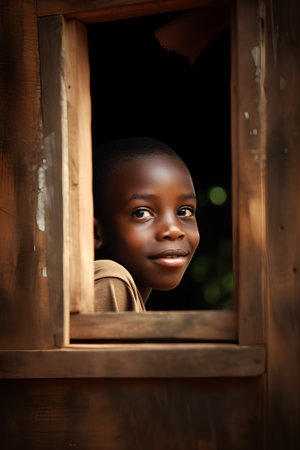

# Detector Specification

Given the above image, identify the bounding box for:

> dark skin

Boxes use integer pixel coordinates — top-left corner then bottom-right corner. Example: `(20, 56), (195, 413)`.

(94, 154), (200, 303)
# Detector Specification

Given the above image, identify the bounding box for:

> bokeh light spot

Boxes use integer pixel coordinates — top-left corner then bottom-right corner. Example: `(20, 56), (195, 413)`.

(209, 186), (227, 205)
(203, 284), (221, 303)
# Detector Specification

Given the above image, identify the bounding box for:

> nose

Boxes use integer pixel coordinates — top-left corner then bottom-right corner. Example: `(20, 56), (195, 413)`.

(156, 214), (185, 241)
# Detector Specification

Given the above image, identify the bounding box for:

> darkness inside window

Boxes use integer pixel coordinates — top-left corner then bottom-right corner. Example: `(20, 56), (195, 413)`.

(88, 10), (232, 310)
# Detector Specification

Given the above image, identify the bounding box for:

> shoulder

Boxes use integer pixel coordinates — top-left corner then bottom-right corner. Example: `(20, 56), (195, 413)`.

(94, 259), (134, 285)
(94, 259), (145, 312)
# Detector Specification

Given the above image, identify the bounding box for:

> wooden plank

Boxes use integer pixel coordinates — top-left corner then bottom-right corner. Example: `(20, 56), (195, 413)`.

(64, 19), (94, 313)
(70, 310), (238, 341)
(37, 0), (230, 23)
(229, 0), (238, 311)
(0, 0), (53, 349)
(0, 344), (265, 378)
(263, 0), (300, 448)
(38, 16), (70, 346)
(0, 377), (264, 450)
(39, 16), (94, 329)
(234, 0), (265, 345)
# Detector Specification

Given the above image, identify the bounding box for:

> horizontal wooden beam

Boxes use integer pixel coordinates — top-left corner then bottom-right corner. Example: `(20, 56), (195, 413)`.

(0, 344), (265, 378)
(70, 310), (238, 341)
(37, 0), (230, 23)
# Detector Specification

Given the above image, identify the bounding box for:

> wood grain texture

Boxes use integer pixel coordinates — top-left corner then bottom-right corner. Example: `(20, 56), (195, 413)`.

(0, 377), (264, 450)
(70, 310), (238, 341)
(38, 16), (70, 346)
(39, 16), (94, 341)
(37, 0), (230, 23)
(64, 19), (94, 313)
(0, 344), (265, 378)
(263, 0), (300, 447)
(0, 0), (53, 349)
(233, 0), (265, 345)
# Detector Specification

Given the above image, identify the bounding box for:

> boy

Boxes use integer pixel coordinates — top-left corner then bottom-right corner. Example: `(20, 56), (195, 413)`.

(93, 137), (199, 311)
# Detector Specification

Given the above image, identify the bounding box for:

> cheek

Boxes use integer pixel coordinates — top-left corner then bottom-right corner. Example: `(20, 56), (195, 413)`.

(116, 222), (151, 252)
(128, 228), (152, 252)
(187, 223), (200, 249)
(194, 228), (200, 248)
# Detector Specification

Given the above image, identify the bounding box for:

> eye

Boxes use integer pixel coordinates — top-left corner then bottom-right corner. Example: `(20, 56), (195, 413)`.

(131, 208), (153, 220)
(177, 207), (195, 217)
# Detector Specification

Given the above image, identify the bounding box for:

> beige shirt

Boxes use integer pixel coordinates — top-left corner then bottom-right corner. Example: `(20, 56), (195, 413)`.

(94, 259), (146, 312)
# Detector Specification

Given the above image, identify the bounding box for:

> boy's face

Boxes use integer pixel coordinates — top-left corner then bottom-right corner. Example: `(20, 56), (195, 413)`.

(96, 154), (199, 300)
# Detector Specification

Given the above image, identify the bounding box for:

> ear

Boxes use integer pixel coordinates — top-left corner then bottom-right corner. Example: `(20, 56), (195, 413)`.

(94, 218), (103, 250)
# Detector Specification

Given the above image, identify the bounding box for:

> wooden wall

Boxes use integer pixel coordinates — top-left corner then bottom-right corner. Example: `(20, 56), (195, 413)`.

(264, 0), (300, 446)
(0, 1), (299, 449)
(0, 378), (264, 450)
(0, 0), (53, 349)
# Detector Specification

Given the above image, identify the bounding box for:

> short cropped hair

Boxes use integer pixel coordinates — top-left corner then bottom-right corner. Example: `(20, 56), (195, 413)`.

(93, 136), (180, 219)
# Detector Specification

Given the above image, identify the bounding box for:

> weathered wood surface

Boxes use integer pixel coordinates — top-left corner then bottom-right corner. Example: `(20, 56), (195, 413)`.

(233, 0), (265, 345)
(0, 0), (53, 349)
(0, 1), (299, 448)
(263, 0), (300, 448)
(38, 15), (70, 347)
(70, 310), (238, 341)
(64, 19), (94, 313)
(38, 15), (94, 343)
(37, 0), (230, 23)
(0, 344), (265, 378)
(0, 377), (264, 450)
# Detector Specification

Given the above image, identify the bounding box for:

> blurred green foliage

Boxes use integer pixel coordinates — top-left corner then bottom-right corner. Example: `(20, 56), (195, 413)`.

(189, 234), (233, 310)
(186, 185), (233, 310)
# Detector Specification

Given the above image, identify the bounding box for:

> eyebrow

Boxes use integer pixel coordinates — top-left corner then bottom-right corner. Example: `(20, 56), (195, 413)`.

(127, 193), (196, 202)
(127, 194), (158, 202)
(179, 193), (197, 200)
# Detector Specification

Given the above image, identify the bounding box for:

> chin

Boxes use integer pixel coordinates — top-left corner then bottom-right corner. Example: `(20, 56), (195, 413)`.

(153, 278), (183, 291)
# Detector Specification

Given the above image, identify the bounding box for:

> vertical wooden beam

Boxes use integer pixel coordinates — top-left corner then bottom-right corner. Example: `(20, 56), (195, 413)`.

(0, 0), (53, 349)
(63, 19), (94, 313)
(263, 0), (300, 447)
(38, 15), (70, 346)
(233, 0), (265, 345)
(39, 15), (94, 344)
(230, 0), (238, 312)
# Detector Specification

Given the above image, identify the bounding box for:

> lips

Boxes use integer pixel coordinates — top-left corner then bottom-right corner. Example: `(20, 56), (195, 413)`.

(149, 249), (189, 259)
(149, 249), (189, 268)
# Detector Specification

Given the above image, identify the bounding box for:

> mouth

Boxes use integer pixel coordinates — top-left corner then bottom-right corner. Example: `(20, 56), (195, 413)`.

(148, 249), (189, 268)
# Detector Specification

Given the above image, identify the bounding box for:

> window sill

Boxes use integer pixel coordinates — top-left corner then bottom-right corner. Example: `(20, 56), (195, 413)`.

(0, 344), (265, 378)
(70, 310), (238, 342)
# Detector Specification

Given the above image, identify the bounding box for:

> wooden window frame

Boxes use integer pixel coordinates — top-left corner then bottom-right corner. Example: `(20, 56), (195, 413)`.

(0, 0), (266, 379)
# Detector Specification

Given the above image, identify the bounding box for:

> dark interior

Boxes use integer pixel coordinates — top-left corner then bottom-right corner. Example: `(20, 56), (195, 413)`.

(88, 11), (232, 310)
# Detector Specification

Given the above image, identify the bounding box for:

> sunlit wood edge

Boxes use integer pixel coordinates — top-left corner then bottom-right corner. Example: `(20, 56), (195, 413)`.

(70, 310), (238, 341)
(37, 0), (231, 23)
(0, 344), (265, 378)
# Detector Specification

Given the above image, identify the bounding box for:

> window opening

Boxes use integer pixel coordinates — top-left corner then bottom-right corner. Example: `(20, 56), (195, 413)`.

(88, 8), (232, 311)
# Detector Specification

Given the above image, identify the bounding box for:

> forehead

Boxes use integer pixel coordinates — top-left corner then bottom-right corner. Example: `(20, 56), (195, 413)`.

(108, 154), (194, 194)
